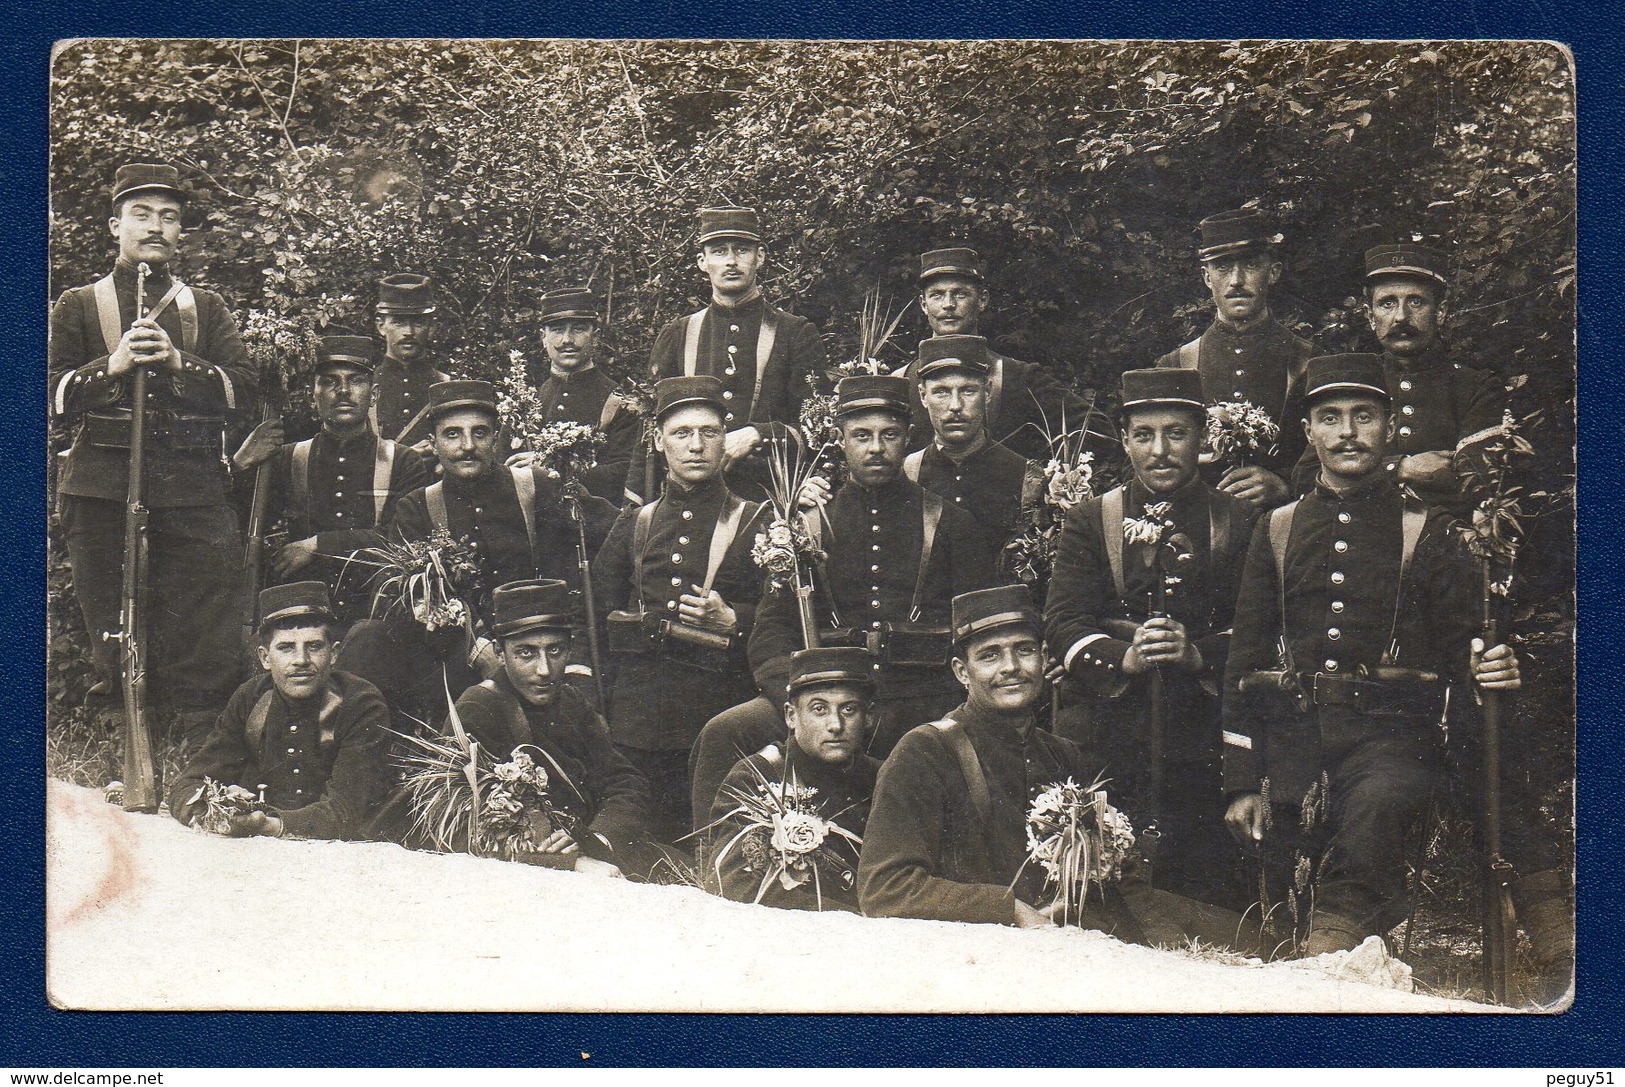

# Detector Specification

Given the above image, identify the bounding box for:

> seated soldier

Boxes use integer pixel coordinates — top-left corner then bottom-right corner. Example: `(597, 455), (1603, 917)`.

(451, 578), (655, 879)
(703, 647), (881, 913)
(857, 584), (1094, 926)
(167, 581), (389, 841)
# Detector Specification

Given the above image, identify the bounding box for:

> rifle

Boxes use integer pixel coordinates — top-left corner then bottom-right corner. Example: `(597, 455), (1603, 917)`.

(241, 360), (286, 643)
(1479, 559), (1517, 1004)
(106, 261), (159, 812)
(566, 486), (607, 711)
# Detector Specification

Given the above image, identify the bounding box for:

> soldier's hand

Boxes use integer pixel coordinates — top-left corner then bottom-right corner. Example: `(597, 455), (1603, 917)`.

(272, 536), (318, 577)
(573, 855), (625, 879)
(535, 828), (581, 856)
(1471, 637), (1522, 690)
(232, 417), (286, 471)
(467, 636), (502, 679)
(678, 586), (737, 634)
(1013, 898), (1057, 929)
(722, 425), (763, 471)
(1225, 793), (1267, 844)
(1122, 616), (1197, 674)
(410, 438), (435, 458)
(1396, 450), (1455, 485)
(797, 475), (832, 510)
(109, 318), (178, 375)
(225, 810), (286, 839)
(1218, 465), (1289, 508)
(505, 450), (538, 470)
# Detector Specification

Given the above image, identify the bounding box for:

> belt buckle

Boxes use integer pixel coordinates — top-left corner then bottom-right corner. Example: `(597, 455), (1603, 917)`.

(1313, 672), (1362, 709)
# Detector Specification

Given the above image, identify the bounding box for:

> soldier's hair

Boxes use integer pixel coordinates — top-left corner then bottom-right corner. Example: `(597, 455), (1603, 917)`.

(258, 617), (340, 648)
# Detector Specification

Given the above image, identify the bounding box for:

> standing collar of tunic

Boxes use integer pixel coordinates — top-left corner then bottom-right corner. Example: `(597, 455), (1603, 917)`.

(932, 432), (990, 464)
(1208, 310), (1278, 340)
(709, 290), (765, 316)
(843, 474), (914, 507)
(1312, 468), (1400, 503)
(1383, 343), (1449, 374)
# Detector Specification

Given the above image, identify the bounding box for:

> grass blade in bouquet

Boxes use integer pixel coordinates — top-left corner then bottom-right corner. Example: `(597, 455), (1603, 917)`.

(1018, 775), (1136, 927)
(753, 432), (830, 648)
(352, 529), (482, 633)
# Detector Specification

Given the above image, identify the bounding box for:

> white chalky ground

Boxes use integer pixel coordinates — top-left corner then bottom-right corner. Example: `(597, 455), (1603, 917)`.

(46, 780), (1495, 1013)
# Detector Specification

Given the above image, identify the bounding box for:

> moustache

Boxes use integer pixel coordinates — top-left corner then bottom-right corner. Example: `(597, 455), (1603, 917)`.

(1225, 291), (1253, 299)
(1332, 444), (1370, 454)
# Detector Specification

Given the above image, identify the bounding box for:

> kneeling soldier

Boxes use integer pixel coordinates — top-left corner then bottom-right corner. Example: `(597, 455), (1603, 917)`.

(857, 584), (1094, 926)
(452, 579), (655, 878)
(168, 582), (390, 840)
(1222, 354), (1521, 955)
(704, 647), (881, 913)
(593, 376), (769, 844)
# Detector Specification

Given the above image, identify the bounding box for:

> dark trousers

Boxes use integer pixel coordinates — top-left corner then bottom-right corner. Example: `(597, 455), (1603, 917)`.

(615, 744), (692, 850)
(59, 495), (246, 712)
(1111, 758), (1243, 911)
(337, 616), (478, 727)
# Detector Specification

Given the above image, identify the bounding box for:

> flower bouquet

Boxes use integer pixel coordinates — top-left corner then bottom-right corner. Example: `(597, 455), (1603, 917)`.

(1018, 776), (1136, 926)
(703, 759), (864, 908)
(754, 432), (832, 646)
(1202, 398), (1281, 469)
(1005, 438), (1095, 586)
(497, 349), (607, 477)
(353, 529), (482, 632)
(185, 778), (267, 836)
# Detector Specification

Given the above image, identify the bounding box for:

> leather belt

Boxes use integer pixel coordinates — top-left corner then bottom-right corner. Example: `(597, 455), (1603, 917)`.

(1308, 671), (1447, 718)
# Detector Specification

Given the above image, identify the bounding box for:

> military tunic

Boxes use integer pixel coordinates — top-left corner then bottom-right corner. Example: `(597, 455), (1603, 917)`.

(1157, 314), (1315, 483)
(452, 672), (654, 866)
(1044, 477), (1257, 903)
(642, 294), (825, 497)
(520, 364), (642, 504)
(50, 260), (256, 712)
(856, 702), (1096, 923)
(371, 355), (449, 446)
(167, 669), (390, 840)
(1221, 473), (1480, 933)
(238, 427), (429, 622)
(705, 741), (879, 913)
(904, 438), (1040, 576)
(900, 351), (1093, 462)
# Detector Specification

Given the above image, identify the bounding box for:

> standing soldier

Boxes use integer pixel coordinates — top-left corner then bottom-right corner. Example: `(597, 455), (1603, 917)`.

(370, 273), (448, 454)
(643, 206), (826, 499)
(1156, 208), (1315, 509)
(1291, 243), (1508, 516)
(1221, 355), (1523, 956)
(704, 647), (881, 913)
(230, 334), (428, 625)
(50, 162), (256, 749)
(1045, 368), (1258, 910)
(591, 376), (771, 844)
(901, 247), (1094, 461)
(689, 375), (993, 826)
(511, 286), (641, 505)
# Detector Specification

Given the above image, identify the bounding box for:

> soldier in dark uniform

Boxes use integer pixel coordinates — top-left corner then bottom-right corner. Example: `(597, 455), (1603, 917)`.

(1221, 355), (1522, 956)
(229, 334), (428, 625)
(1156, 208), (1316, 509)
(1045, 367), (1258, 908)
(167, 581), (390, 841)
(900, 247), (1096, 462)
(856, 584), (1094, 926)
(591, 376), (771, 844)
(507, 286), (641, 505)
(704, 647), (881, 913)
(640, 206), (826, 499)
(370, 273), (448, 455)
(1291, 243), (1507, 517)
(340, 380), (617, 723)
(50, 163), (256, 748)
(449, 579), (655, 878)
(688, 375), (993, 828)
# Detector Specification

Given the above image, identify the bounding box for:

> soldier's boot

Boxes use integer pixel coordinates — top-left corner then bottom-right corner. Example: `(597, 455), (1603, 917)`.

(1300, 910), (1367, 957)
(1510, 868), (1575, 1009)
(1118, 881), (1278, 958)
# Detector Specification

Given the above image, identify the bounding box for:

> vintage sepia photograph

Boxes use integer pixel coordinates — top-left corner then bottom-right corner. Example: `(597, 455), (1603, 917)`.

(44, 37), (1576, 1014)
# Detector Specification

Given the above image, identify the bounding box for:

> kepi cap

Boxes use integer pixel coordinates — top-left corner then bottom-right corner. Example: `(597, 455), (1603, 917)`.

(697, 206), (763, 246)
(425, 379), (499, 424)
(490, 579), (576, 639)
(916, 335), (992, 381)
(835, 375), (913, 420)
(951, 584), (1042, 648)
(257, 581), (336, 633)
(918, 247), (985, 285)
(315, 334), (377, 374)
(110, 162), (188, 207)
(1302, 353), (1390, 408)
(1364, 243), (1448, 288)
(787, 647), (877, 696)
(1196, 208), (1283, 261)
(1119, 368), (1207, 413)
(539, 286), (600, 324)
(375, 273), (438, 315)
(654, 375), (727, 421)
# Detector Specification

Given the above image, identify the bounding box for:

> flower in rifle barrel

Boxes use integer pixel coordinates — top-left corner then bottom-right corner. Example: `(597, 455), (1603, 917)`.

(1021, 777), (1136, 925)
(799, 391), (840, 450)
(1203, 399), (1280, 468)
(1043, 449), (1095, 513)
(1123, 501), (1174, 546)
(527, 421), (606, 479)
(752, 515), (824, 590)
